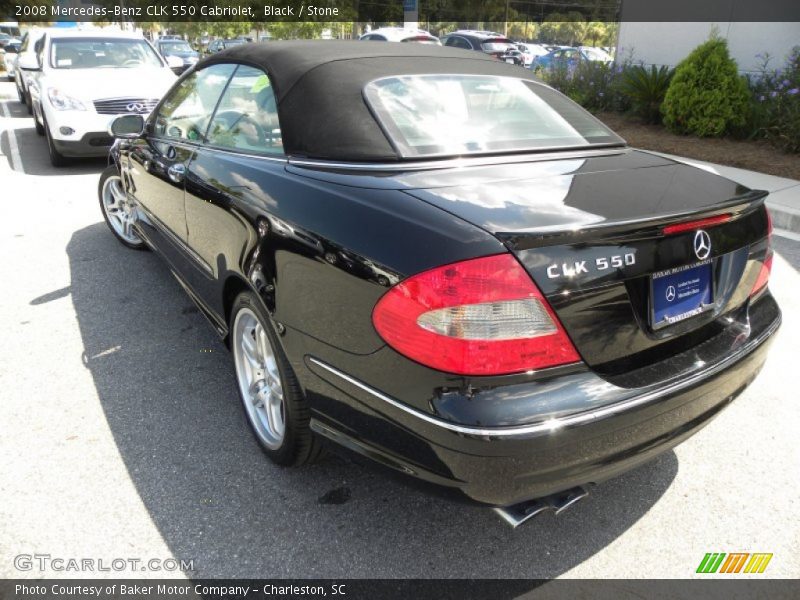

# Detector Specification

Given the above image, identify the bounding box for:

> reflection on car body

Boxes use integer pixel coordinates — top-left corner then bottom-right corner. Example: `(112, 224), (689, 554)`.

(99, 41), (780, 525)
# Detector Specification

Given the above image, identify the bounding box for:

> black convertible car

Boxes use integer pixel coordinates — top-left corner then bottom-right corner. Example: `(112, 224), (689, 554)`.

(100, 42), (780, 526)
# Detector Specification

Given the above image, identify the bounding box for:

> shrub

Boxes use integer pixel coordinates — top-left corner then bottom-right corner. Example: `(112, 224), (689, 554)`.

(621, 65), (673, 123)
(662, 37), (751, 136)
(748, 47), (800, 153)
(541, 59), (631, 113)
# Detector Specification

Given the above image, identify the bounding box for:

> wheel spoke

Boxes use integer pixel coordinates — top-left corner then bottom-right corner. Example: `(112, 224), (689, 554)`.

(241, 329), (260, 367)
(233, 309), (286, 449)
(110, 181), (126, 204)
(121, 215), (132, 238)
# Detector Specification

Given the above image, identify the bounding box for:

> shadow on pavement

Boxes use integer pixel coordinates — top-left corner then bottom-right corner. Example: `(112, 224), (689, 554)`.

(66, 222), (678, 579)
(0, 94), (31, 118)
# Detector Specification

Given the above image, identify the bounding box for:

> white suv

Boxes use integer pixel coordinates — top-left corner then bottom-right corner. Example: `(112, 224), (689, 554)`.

(24, 29), (177, 166)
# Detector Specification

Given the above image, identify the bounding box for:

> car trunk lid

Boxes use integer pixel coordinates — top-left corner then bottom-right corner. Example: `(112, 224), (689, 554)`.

(397, 150), (770, 376)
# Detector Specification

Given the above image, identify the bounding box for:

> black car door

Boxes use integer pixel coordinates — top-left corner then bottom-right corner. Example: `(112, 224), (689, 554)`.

(182, 64), (286, 318)
(126, 63), (236, 271)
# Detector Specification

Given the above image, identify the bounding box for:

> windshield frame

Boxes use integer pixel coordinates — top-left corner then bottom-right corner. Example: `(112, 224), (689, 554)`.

(48, 37), (165, 70)
(363, 74), (625, 160)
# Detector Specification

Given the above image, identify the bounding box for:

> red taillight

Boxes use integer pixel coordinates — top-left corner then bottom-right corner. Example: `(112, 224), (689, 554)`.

(751, 254), (773, 297)
(663, 214), (731, 235)
(372, 254), (581, 376)
(750, 208), (773, 297)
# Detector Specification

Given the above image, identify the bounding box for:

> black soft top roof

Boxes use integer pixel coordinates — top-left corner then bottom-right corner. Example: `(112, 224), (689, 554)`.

(199, 40), (542, 162)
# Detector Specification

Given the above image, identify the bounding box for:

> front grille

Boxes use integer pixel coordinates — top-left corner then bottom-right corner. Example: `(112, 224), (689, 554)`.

(93, 98), (159, 115)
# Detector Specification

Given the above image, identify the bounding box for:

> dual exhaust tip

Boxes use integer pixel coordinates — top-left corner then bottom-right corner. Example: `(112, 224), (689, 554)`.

(493, 486), (589, 528)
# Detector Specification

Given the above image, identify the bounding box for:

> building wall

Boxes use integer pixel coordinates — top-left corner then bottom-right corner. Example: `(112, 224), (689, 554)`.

(616, 22), (800, 73)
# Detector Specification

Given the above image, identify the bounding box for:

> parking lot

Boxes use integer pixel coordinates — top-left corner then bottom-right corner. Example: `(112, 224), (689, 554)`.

(0, 78), (798, 579)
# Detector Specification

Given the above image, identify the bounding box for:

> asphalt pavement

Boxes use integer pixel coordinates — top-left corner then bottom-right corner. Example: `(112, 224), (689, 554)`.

(0, 80), (798, 580)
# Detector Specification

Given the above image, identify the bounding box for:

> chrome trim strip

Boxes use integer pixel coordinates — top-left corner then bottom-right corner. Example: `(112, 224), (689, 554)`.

(288, 146), (628, 173)
(307, 317), (778, 439)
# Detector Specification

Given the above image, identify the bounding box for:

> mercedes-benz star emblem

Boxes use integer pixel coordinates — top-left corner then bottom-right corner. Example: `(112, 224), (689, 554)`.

(126, 102), (146, 113)
(666, 285), (676, 302)
(693, 229), (711, 260)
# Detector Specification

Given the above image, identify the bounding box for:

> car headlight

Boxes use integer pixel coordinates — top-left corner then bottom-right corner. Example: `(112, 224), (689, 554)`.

(47, 88), (87, 111)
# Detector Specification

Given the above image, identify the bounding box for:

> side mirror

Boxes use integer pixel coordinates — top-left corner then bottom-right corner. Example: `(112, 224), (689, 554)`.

(109, 114), (145, 139)
(17, 54), (40, 71)
(166, 55), (183, 69)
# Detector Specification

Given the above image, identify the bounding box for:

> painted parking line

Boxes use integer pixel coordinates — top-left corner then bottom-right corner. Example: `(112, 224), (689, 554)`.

(0, 98), (23, 173)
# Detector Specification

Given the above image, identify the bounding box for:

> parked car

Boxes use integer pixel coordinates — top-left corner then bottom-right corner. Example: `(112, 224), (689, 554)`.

(13, 27), (46, 112)
(101, 41), (779, 526)
(514, 42), (548, 66)
(359, 27), (440, 44)
(1, 41), (20, 81)
(0, 33), (17, 49)
(206, 38), (247, 55)
(578, 45), (614, 63)
(0, 22), (22, 39)
(530, 47), (581, 70)
(21, 29), (176, 166)
(441, 30), (523, 64)
(532, 46), (614, 71)
(155, 38), (200, 74)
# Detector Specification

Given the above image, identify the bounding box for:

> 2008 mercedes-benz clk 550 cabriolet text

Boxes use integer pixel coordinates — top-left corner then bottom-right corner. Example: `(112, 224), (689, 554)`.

(100, 42), (780, 526)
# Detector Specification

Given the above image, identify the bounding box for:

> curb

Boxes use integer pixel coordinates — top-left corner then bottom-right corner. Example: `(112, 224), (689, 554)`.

(766, 185), (800, 235)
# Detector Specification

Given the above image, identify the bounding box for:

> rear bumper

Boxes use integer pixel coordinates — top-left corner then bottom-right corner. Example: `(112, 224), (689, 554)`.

(304, 293), (780, 506)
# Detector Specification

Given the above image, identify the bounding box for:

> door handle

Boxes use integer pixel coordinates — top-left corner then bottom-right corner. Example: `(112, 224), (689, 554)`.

(168, 163), (185, 183)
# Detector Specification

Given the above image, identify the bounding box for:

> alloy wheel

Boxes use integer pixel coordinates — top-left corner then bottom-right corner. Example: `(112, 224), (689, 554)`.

(232, 308), (286, 450)
(101, 174), (142, 245)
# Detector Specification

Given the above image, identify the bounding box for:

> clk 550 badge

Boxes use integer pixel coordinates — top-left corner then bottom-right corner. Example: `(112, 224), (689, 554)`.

(547, 253), (636, 279)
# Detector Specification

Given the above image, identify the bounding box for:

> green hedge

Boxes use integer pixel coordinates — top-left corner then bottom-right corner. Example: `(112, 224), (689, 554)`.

(662, 38), (751, 137)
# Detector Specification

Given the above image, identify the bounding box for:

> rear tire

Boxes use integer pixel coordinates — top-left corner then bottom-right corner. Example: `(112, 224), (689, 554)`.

(230, 291), (323, 466)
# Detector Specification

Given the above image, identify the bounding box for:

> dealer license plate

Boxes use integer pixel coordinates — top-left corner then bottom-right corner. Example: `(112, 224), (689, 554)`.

(650, 260), (713, 329)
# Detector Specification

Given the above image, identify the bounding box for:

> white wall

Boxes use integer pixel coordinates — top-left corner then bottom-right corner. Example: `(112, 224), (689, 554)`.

(616, 22), (800, 73)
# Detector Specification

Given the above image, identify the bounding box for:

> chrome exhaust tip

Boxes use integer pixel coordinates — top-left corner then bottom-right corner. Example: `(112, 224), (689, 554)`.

(493, 486), (589, 528)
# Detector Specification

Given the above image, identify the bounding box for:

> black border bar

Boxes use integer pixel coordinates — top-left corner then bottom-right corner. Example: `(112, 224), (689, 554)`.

(2, 0), (800, 23)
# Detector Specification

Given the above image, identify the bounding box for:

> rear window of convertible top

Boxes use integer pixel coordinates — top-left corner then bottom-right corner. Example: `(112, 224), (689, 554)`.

(363, 74), (623, 158)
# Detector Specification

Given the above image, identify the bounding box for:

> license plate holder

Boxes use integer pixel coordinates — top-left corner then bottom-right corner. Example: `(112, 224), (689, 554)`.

(650, 260), (714, 329)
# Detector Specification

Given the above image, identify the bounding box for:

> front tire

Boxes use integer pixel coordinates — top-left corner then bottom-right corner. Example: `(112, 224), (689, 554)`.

(33, 103), (44, 135)
(16, 81), (25, 104)
(230, 292), (322, 466)
(98, 165), (146, 250)
(43, 115), (68, 167)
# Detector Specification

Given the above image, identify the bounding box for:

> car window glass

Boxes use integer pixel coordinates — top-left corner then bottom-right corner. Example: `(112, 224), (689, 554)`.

(445, 36), (471, 50)
(364, 74), (623, 158)
(50, 38), (162, 69)
(206, 65), (283, 154)
(153, 63), (235, 141)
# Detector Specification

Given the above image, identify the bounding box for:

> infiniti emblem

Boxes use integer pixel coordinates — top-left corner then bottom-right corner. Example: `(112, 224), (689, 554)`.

(126, 102), (146, 113)
(694, 230), (711, 260)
